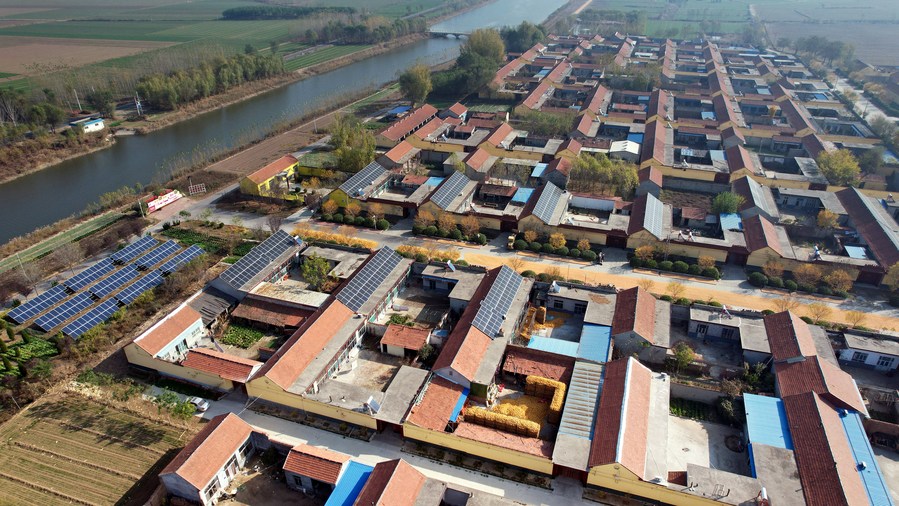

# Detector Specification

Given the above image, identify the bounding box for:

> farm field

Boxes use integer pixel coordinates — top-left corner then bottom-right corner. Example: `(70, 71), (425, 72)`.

(764, 22), (899, 66)
(284, 44), (371, 71)
(0, 394), (196, 506)
(0, 36), (174, 74)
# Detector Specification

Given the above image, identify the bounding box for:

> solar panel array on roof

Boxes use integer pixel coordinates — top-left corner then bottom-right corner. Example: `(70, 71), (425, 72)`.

(338, 161), (386, 196)
(430, 171), (469, 210)
(134, 241), (179, 269)
(111, 235), (158, 263)
(533, 182), (564, 224)
(644, 193), (664, 238)
(115, 270), (164, 305)
(34, 292), (94, 331)
(336, 247), (403, 313)
(62, 299), (120, 338)
(159, 244), (204, 274)
(6, 285), (69, 324)
(472, 266), (523, 338)
(90, 265), (139, 298)
(64, 258), (114, 291)
(218, 230), (297, 291)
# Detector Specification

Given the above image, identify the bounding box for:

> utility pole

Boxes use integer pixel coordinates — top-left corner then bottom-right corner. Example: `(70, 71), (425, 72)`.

(73, 88), (82, 111)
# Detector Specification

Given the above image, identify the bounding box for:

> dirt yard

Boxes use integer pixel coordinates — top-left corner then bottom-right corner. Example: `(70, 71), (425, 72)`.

(0, 36), (174, 75)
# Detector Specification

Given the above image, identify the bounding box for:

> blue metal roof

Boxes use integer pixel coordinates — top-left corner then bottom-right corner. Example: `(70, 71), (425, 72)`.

(709, 150), (726, 162)
(719, 212), (743, 231)
(424, 176), (445, 187)
(527, 336), (578, 357)
(840, 409), (895, 506)
(578, 324), (612, 363)
(387, 105), (411, 115)
(449, 387), (469, 422)
(627, 133), (644, 144)
(744, 394), (793, 450)
(512, 187), (535, 204)
(845, 245), (869, 260)
(325, 461), (373, 506)
(701, 111), (716, 120)
(531, 163), (548, 178)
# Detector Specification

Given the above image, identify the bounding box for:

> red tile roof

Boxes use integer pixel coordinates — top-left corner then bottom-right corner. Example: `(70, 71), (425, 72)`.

(725, 145), (757, 174)
(584, 85), (609, 115)
(480, 183), (518, 198)
(522, 82), (552, 109)
(246, 155), (298, 185)
(764, 311), (817, 362)
(781, 392), (869, 506)
(836, 187), (899, 267)
(401, 174), (429, 186)
(575, 113), (594, 136)
(134, 304), (203, 356)
(546, 157), (572, 177)
(411, 117), (444, 140)
(637, 166), (662, 186)
(405, 376), (466, 431)
(775, 356), (868, 415)
(283, 444), (350, 485)
(640, 121), (667, 165)
(742, 214), (783, 256)
(485, 123), (514, 148)
(383, 141), (417, 164)
(589, 358), (651, 478)
(465, 148), (493, 172)
(453, 422), (554, 457)
(380, 104), (438, 142)
(231, 296), (311, 328)
(259, 300), (356, 390)
(680, 206), (706, 221)
(502, 345), (575, 383)
(353, 459), (425, 506)
(182, 348), (262, 383)
(381, 324), (429, 351)
(611, 287), (656, 343)
(447, 102), (467, 117)
(558, 138), (582, 156)
(160, 413), (253, 490)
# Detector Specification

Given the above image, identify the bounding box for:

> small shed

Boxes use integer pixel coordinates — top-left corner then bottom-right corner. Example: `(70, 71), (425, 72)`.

(380, 324), (430, 357)
(283, 444), (351, 496)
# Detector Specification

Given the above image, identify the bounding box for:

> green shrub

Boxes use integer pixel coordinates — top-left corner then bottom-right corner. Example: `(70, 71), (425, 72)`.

(659, 260), (674, 271)
(450, 229), (463, 241)
(784, 280), (798, 291)
(569, 248), (581, 258)
(536, 273), (550, 282)
(688, 264), (702, 275)
(555, 246), (569, 256)
(333, 213), (344, 222)
(761, 309), (775, 315)
(529, 242), (542, 252)
(748, 272), (768, 287)
(521, 270), (537, 278)
(797, 283), (815, 293)
(377, 219), (390, 230)
(365, 217), (376, 228)
(343, 215), (355, 224)
(701, 267), (720, 279)
(455, 260), (468, 266)
(354, 216), (366, 226)
(514, 239), (528, 250)
(424, 225), (438, 236)
(476, 233), (487, 245)
(674, 297), (692, 306)
(673, 261), (689, 273)
(582, 250), (597, 261)
(817, 286), (833, 296)
(630, 257), (644, 268)
(322, 214), (333, 222)
(412, 224), (425, 234)
(645, 259), (658, 269)
(800, 316), (814, 324)
(660, 295), (673, 301)
(707, 300), (723, 307)
(834, 289), (849, 299)
(541, 243), (554, 254)
(768, 276), (784, 288)
(437, 229), (449, 238)
(414, 253), (428, 263)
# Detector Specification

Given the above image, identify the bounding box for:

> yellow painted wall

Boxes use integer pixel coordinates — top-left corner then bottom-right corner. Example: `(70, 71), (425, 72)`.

(479, 144), (543, 162)
(362, 200), (405, 217)
(627, 232), (729, 262)
(587, 465), (728, 506)
(123, 344), (235, 391)
(656, 165), (718, 182)
(403, 424), (554, 475)
(406, 137), (466, 154)
(328, 189), (353, 209)
(296, 165), (337, 178)
(246, 376), (378, 430)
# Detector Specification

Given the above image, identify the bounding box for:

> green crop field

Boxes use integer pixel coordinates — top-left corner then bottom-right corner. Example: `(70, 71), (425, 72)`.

(284, 44), (371, 71)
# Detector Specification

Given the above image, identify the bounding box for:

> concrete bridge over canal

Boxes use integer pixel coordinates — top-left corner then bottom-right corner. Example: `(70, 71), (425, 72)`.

(428, 30), (470, 38)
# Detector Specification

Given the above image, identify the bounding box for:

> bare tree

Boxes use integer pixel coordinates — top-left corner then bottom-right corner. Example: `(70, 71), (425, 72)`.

(266, 215), (284, 233)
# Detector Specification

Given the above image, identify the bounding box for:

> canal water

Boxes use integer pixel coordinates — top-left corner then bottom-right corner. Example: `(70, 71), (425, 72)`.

(0, 0), (565, 243)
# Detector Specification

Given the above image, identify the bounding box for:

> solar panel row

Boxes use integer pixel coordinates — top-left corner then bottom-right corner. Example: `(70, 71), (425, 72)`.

(472, 266), (523, 338)
(219, 230), (297, 290)
(34, 292), (94, 331)
(159, 245), (204, 273)
(135, 240), (180, 269)
(533, 182), (563, 225)
(111, 235), (158, 263)
(430, 171), (469, 210)
(338, 161), (386, 196)
(89, 265), (139, 298)
(114, 270), (164, 305)
(62, 299), (121, 338)
(336, 247), (403, 313)
(6, 285), (69, 324)
(64, 258), (114, 291)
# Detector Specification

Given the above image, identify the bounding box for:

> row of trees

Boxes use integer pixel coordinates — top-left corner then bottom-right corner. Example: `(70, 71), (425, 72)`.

(222, 6), (354, 20)
(568, 152), (639, 198)
(298, 17), (427, 45)
(778, 36), (855, 66)
(135, 52), (284, 111)
(499, 22), (546, 53)
(432, 29), (505, 96)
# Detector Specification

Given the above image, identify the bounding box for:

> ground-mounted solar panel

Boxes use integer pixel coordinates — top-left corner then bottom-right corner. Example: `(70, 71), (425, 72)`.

(64, 258), (115, 292)
(114, 270), (164, 305)
(338, 161), (387, 196)
(336, 247), (403, 313)
(89, 265), (139, 299)
(134, 240), (180, 270)
(532, 182), (563, 225)
(472, 265), (523, 338)
(62, 299), (121, 339)
(159, 245), (204, 274)
(430, 171), (469, 210)
(218, 230), (298, 291)
(34, 292), (94, 331)
(111, 235), (158, 263)
(6, 285), (69, 324)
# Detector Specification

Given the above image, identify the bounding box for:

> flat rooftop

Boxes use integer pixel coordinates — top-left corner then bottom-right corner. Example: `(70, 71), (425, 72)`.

(420, 264), (485, 303)
(302, 246), (368, 279)
(250, 279), (330, 308)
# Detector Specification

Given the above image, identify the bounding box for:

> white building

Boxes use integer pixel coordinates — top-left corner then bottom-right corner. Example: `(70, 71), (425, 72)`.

(839, 330), (899, 371)
(69, 117), (105, 133)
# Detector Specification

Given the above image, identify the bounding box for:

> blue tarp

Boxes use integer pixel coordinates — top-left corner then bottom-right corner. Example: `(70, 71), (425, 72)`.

(425, 177), (445, 187)
(701, 111), (716, 120)
(840, 409), (895, 506)
(325, 461), (374, 506)
(578, 324), (612, 363)
(387, 105), (411, 116)
(757, 88), (771, 95)
(720, 213), (743, 231)
(845, 245), (869, 260)
(449, 387), (469, 422)
(710, 150), (726, 162)
(531, 163), (548, 178)
(627, 133), (644, 144)
(527, 336), (578, 357)
(512, 187), (535, 204)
